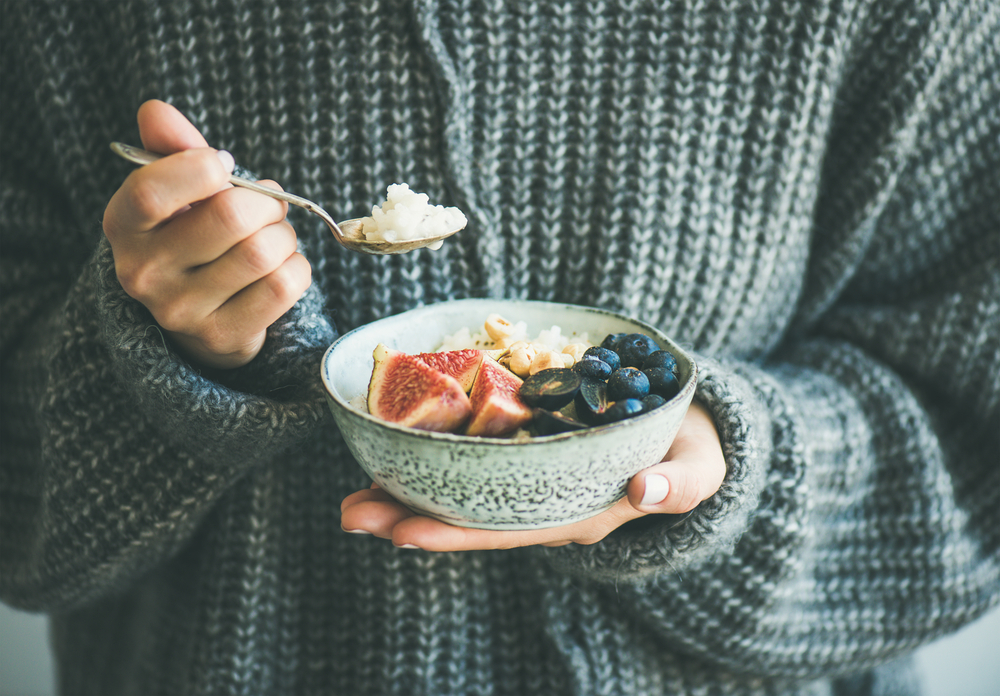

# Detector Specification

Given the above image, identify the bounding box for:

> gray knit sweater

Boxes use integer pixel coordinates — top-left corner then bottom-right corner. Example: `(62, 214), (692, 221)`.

(2, 0), (998, 694)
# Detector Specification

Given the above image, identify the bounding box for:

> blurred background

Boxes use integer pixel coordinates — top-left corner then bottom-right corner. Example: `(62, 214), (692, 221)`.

(2, 602), (998, 694)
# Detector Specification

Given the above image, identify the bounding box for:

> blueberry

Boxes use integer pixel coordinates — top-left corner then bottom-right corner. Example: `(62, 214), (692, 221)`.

(583, 346), (621, 372)
(640, 394), (667, 412)
(642, 350), (677, 374)
(600, 333), (628, 352)
(607, 367), (650, 401)
(573, 357), (612, 381)
(602, 398), (645, 423)
(644, 367), (679, 400)
(616, 333), (660, 368)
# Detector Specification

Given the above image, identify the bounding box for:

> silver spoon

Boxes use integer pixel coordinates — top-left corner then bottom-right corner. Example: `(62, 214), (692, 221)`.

(110, 142), (464, 255)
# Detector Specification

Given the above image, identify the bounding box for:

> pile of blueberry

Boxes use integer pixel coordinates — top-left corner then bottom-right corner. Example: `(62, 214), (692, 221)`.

(519, 332), (680, 435)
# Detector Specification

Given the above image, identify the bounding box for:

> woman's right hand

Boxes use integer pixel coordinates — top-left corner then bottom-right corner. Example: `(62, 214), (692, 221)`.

(103, 99), (312, 369)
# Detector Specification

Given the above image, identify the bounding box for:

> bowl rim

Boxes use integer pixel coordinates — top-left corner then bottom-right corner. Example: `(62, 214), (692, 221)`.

(320, 298), (698, 445)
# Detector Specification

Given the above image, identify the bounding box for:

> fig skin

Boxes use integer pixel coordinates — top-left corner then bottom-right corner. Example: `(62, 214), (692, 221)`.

(367, 344), (472, 432)
(465, 357), (534, 437)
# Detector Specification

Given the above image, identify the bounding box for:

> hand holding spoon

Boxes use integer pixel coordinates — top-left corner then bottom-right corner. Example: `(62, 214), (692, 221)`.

(110, 142), (464, 255)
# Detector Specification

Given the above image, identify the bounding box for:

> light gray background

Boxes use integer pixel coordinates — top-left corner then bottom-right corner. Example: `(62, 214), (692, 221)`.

(2, 601), (998, 695)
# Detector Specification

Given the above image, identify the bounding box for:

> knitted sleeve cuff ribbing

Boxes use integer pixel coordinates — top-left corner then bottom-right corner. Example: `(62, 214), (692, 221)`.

(539, 355), (769, 582)
(91, 235), (336, 463)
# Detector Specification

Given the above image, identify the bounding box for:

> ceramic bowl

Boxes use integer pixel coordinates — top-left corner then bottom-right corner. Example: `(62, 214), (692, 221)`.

(321, 299), (697, 530)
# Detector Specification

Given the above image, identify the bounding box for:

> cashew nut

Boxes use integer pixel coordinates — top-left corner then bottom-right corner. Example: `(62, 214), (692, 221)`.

(508, 345), (538, 377)
(484, 314), (516, 342)
(561, 343), (589, 363)
(529, 350), (566, 375)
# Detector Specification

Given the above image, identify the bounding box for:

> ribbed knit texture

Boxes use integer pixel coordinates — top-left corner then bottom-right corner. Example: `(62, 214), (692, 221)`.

(2, 1), (998, 695)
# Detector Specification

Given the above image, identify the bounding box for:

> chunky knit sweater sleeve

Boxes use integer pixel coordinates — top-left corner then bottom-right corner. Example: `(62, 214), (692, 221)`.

(0, 192), (335, 609)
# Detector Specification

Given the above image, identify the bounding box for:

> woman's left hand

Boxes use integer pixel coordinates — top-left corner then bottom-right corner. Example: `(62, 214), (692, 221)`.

(340, 401), (726, 551)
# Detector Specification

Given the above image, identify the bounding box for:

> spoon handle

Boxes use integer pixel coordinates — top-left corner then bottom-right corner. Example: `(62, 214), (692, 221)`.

(109, 142), (346, 242)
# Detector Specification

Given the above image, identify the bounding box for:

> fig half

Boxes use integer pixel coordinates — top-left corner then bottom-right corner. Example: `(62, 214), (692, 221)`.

(465, 357), (534, 437)
(368, 344), (472, 432)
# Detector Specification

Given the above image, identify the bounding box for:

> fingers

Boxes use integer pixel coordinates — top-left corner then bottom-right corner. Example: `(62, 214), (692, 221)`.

(627, 401), (726, 514)
(214, 249), (312, 339)
(112, 179), (298, 315)
(138, 99), (210, 153)
(104, 101), (310, 369)
(151, 246), (310, 369)
(106, 99), (232, 238)
(193, 219), (300, 301)
(104, 147), (234, 236)
(154, 182), (290, 267)
(396, 498), (636, 551)
(340, 492), (640, 552)
(341, 487), (416, 538)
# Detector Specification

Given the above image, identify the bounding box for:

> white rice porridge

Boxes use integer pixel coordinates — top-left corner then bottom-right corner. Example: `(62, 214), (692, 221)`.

(361, 183), (467, 251)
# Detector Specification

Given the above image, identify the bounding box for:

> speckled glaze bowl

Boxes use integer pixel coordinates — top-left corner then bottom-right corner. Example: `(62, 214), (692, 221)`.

(321, 299), (697, 530)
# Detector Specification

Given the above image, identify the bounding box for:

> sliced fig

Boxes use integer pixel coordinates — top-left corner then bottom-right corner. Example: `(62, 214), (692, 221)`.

(574, 378), (609, 425)
(415, 349), (485, 392)
(519, 368), (582, 411)
(368, 344), (471, 432)
(465, 357), (534, 437)
(530, 408), (588, 436)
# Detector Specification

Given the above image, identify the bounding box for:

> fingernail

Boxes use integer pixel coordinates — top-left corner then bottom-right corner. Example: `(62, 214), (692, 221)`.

(342, 525), (371, 535)
(640, 474), (670, 507)
(395, 543), (420, 550)
(217, 149), (235, 174)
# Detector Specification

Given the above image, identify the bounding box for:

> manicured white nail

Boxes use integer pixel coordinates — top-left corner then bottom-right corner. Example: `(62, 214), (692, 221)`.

(641, 474), (670, 507)
(396, 543), (420, 550)
(217, 149), (235, 174)
(342, 525), (371, 535)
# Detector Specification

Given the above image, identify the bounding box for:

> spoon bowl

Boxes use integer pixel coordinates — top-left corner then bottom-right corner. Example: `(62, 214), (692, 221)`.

(110, 142), (464, 255)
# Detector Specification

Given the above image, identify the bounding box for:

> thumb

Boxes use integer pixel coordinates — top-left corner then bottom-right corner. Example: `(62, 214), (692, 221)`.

(137, 99), (210, 154)
(628, 462), (706, 515)
(626, 402), (727, 514)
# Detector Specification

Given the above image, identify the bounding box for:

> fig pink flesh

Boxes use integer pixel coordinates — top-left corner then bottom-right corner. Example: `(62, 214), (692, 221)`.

(465, 357), (533, 437)
(415, 349), (484, 392)
(368, 344), (471, 432)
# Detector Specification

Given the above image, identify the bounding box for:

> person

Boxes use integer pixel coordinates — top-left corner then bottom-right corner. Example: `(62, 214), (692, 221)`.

(1, 0), (996, 694)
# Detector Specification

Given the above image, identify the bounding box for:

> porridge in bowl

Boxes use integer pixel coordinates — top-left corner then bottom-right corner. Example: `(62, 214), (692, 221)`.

(321, 299), (697, 529)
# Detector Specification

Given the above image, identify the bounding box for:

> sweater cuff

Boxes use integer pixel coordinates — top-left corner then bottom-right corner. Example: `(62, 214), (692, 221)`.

(539, 354), (769, 582)
(90, 236), (336, 462)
